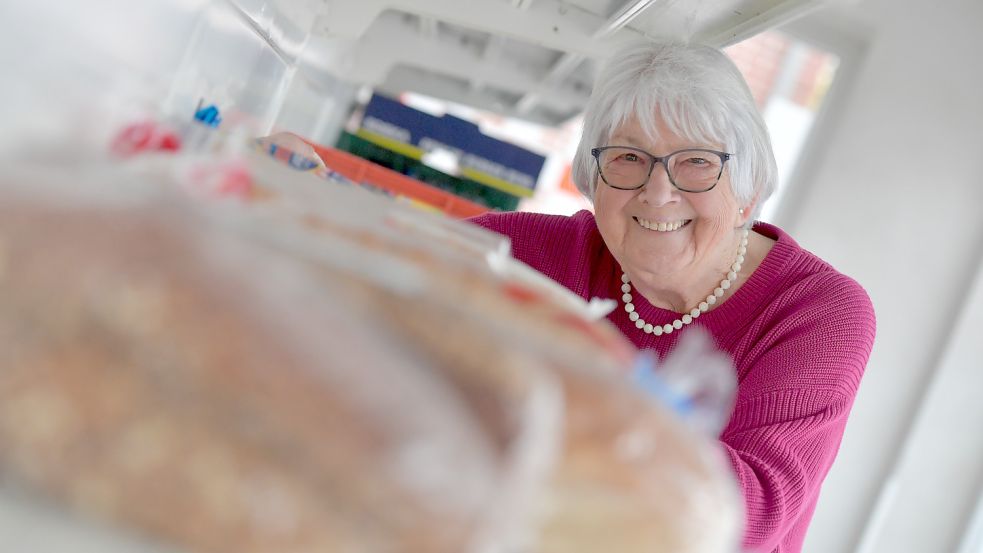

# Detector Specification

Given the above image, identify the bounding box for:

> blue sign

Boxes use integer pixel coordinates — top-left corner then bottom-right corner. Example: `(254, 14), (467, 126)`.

(360, 94), (546, 194)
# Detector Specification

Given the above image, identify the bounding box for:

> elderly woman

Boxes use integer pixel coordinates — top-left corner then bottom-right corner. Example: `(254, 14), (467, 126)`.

(470, 41), (875, 553)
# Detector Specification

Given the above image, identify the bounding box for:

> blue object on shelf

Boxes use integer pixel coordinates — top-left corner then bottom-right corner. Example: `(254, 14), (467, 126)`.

(194, 104), (222, 127)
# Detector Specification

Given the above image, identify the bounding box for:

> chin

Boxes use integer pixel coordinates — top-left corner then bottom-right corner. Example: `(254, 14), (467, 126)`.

(625, 246), (689, 276)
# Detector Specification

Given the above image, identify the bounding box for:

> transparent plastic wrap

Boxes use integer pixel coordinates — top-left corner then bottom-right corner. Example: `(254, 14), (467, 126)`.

(0, 169), (555, 553)
(536, 327), (743, 553)
(328, 271), (745, 553)
(632, 330), (740, 436)
(162, 0), (312, 135)
(205, 159), (744, 552)
(0, 157), (744, 553)
(234, 147), (636, 370)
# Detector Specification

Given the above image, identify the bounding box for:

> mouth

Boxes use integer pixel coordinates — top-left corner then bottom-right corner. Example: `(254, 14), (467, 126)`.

(633, 216), (692, 233)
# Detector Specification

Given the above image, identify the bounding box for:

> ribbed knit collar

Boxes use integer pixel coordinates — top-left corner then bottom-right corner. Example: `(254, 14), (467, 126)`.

(705, 221), (798, 330)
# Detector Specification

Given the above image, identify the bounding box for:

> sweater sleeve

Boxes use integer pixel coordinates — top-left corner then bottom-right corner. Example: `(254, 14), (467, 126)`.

(721, 274), (875, 552)
(467, 211), (590, 281)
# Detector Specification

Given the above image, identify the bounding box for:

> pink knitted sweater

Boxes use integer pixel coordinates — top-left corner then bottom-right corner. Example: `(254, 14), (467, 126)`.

(469, 210), (875, 553)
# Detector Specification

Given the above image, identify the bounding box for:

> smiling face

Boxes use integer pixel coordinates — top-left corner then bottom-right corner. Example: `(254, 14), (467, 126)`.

(593, 116), (753, 290)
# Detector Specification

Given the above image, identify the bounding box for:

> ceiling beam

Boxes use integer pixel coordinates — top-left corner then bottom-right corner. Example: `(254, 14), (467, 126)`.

(417, 15), (439, 39)
(470, 34), (505, 91)
(319, 14), (588, 108)
(378, 69), (582, 126)
(697, 0), (823, 46)
(596, 0), (662, 39)
(516, 0), (660, 114)
(315, 0), (625, 59)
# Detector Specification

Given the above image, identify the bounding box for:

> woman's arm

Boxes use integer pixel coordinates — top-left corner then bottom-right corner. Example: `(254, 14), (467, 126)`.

(721, 275), (875, 552)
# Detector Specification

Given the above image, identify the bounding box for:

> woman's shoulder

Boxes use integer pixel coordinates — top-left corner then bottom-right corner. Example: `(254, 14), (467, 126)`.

(467, 209), (604, 281)
(728, 223), (876, 397)
(750, 221), (875, 326)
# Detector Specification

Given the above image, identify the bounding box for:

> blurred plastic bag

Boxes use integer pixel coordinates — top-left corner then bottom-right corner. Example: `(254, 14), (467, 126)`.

(201, 151), (745, 552)
(632, 329), (738, 436)
(0, 157), (744, 553)
(216, 159), (743, 553)
(0, 168), (545, 553)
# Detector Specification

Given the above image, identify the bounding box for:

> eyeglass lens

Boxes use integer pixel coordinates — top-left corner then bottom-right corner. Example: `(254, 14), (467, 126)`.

(597, 147), (724, 191)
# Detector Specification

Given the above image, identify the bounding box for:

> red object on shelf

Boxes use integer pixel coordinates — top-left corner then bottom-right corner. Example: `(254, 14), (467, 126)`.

(308, 143), (490, 219)
(111, 121), (182, 157)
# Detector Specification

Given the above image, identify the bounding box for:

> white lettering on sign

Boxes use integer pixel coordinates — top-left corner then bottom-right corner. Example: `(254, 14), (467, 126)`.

(362, 117), (411, 143)
(462, 153), (535, 189)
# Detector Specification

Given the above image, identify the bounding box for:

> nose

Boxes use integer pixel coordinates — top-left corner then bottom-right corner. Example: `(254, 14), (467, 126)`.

(637, 163), (679, 206)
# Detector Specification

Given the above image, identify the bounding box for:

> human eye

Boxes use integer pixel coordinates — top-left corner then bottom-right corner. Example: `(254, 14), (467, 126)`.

(677, 151), (720, 169)
(612, 150), (644, 164)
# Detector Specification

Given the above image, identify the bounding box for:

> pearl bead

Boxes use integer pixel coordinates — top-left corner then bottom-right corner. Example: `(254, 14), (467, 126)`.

(727, 271), (737, 280)
(699, 302), (709, 312)
(643, 323), (654, 333)
(738, 246), (747, 256)
(736, 255), (745, 264)
(622, 273), (630, 283)
(720, 280), (731, 290)
(682, 314), (692, 324)
(629, 311), (639, 322)
(714, 287), (725, 297)
(691, 308), (701, 318)
(635, 319), (646, 329)
(653, 325), (663, 336)
(621, 283), (631, 293)
(625, 303), (635, 313)
(707, 295), (717, 305)
(622, 293), (633, 302)
(662, 324), (673, 334)
(672, 320), (683, 330)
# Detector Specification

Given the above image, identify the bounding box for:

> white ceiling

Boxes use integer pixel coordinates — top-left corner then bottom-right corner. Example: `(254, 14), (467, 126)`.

(283, 0), (820, 125)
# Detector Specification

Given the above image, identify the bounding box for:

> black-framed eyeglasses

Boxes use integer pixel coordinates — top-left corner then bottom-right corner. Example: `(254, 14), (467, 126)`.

(591, 146), (732, 193)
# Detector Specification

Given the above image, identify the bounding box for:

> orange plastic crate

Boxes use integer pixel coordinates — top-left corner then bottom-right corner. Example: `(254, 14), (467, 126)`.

(309, 144), (490, 219)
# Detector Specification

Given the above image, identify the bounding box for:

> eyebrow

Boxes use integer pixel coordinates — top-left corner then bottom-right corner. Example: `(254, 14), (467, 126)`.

(608, 134), (650, 148)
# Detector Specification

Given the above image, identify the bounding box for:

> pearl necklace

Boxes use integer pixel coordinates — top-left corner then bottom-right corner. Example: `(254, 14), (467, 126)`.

(620, 228), (749, 336)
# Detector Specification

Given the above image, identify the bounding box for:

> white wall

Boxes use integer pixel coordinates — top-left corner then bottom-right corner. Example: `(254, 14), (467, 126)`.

(774, 0), (983, 551)
(865, 257), (983, 552)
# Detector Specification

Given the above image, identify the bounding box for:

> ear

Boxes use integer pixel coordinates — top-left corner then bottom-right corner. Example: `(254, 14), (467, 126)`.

(737, 191), (761, 227)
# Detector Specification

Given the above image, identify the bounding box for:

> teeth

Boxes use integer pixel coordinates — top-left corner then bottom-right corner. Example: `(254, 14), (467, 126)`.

(636, 218), (686, 232)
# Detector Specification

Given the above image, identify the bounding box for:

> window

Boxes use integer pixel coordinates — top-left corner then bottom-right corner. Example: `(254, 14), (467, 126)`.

(725, 31), (841, 222)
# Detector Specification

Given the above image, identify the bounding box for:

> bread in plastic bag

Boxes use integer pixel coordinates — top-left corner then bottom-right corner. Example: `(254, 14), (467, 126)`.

(0, 170), (536, 553)
(0, 153), (743, 553)
(216, 153), (745, 553)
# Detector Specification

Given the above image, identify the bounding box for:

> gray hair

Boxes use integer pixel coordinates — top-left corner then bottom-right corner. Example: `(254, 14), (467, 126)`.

(572, 40), (777, 224)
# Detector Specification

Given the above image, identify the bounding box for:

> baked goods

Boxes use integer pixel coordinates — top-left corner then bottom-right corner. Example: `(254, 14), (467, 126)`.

(341, 272), (741, 553)
(0, 160), (741, 552)
(0, 188), (508, 553)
